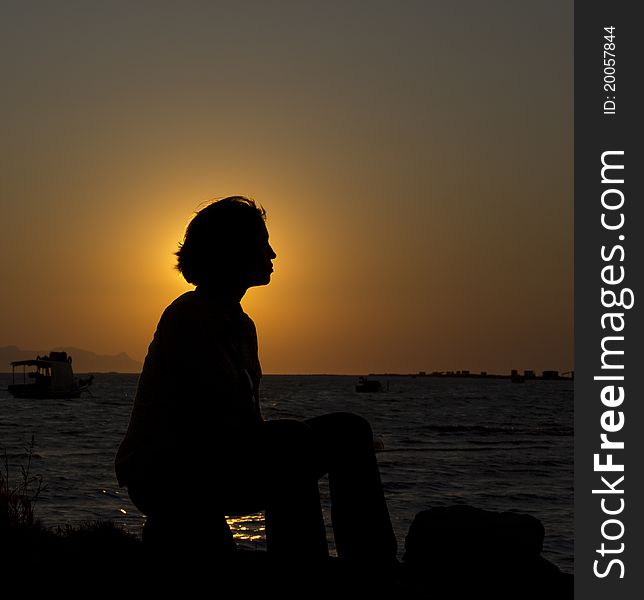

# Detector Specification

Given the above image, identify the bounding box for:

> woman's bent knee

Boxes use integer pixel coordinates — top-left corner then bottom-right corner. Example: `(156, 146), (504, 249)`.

(305, 412), (374, 454)
(262, 419), (319, 469)
(328, 412), (373, 439)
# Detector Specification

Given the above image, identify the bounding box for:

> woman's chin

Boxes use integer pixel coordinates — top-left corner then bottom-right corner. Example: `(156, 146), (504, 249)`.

(249, 273), (272, 287)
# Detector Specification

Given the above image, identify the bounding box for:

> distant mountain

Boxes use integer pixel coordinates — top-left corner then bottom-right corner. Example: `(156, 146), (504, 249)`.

(0, 345), (142, 373)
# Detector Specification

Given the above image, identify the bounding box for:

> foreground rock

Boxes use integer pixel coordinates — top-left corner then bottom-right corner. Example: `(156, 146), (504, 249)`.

(403, 505), (572, 598)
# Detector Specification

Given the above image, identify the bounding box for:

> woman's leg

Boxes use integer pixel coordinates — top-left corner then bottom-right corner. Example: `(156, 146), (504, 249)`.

(221, 419), (329, 562)
(304, 412), (398, 563)
(262, 419), (328, 560)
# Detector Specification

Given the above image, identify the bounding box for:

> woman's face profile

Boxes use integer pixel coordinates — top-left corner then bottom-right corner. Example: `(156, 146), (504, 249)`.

(243, 222), (276, 288)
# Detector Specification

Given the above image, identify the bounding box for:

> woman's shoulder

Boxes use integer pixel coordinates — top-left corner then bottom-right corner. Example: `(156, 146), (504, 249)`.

(159, 291), (215, 329)
(166, 290), (201, 311)
(163, 291), (247, 326)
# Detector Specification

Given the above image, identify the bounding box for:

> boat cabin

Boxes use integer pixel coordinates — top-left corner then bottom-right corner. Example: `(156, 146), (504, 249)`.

(8, 351), (91, 399)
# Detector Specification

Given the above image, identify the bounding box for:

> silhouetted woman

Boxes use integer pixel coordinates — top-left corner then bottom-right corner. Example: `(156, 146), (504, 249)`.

(115, 196), (397, 571)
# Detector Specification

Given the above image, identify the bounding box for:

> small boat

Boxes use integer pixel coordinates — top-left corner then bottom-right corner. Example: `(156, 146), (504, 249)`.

(8, 351), (93, 399)
(510, 369), (525, 384)
(355, 377), (385, 393)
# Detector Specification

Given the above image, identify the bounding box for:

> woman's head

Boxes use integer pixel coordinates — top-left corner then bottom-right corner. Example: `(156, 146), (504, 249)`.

(175, 196), (276, 288)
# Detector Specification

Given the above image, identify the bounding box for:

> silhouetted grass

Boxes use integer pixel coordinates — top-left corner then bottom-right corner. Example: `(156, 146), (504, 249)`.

(1, 438), (142, 577)
(1, 435), (46, 528)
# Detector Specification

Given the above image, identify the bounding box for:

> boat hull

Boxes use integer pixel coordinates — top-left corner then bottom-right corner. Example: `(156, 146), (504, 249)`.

(356, 381), (383, 393)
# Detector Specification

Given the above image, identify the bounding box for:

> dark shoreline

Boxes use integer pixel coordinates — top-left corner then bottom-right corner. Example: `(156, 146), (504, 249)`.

(1, 507), (573, 597)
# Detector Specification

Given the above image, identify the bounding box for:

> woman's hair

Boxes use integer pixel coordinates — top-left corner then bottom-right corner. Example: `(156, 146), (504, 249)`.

(175, 196), (266, 285)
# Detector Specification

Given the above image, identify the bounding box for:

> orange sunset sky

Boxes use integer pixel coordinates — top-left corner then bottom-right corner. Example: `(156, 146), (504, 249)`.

(1, 1), (572, 375)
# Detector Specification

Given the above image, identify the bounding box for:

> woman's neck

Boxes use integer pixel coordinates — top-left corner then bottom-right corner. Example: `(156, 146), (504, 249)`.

(196, 280), (247, 305)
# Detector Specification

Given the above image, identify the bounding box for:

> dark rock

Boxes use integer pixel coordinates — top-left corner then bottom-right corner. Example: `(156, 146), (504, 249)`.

(403, 505), (571, 598)
(404, 505), (545, 564)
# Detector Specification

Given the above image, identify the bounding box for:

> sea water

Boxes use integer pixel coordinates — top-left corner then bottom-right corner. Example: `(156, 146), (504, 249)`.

(0, 373), (573, 573)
